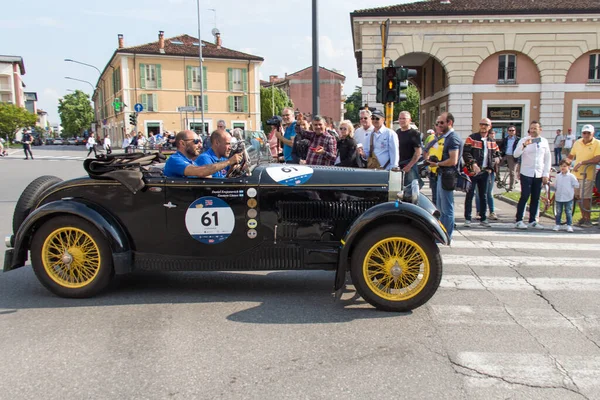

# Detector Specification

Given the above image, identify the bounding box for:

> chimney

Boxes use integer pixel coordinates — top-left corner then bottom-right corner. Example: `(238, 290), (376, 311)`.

(118, 34), (124, 49)
(159, 31), (165, 53)
(215, 33), (222, 49)
(269, 75), (279, 83)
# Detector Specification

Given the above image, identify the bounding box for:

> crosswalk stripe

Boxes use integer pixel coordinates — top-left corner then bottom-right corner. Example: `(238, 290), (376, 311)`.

(440, 275), (600, 291)
(442, 255), (600, 268)
(430, 305), (600, 328)
(450, 240), (600, 251)
(455, 230), (596, 239)
(457, 352), (600, 389)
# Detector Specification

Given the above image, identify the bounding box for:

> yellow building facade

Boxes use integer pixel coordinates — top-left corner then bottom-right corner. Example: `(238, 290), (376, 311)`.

(93, 32), (263, 145)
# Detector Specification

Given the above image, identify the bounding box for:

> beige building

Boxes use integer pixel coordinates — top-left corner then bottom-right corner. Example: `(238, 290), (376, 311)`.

(93, 31), (263, 144)
(351, 0), (600, 139)
(0, 55), (25, 107)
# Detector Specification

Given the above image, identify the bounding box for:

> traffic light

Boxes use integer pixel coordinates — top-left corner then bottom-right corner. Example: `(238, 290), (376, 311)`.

(383, 66), (398, 103)
(129, 113), (137, 126)
(397, 67), (417, 102)
(376, 69), (384, 104)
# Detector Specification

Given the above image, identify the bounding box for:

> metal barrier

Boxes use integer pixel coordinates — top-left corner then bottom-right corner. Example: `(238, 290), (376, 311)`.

(577, 163), (600, 223)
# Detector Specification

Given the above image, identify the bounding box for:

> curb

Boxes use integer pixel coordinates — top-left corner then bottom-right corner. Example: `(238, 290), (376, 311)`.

(494, 193), (556, 222)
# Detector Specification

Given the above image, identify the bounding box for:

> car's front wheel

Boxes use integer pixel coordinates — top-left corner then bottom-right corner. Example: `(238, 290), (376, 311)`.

(30, 216), (114, 298)
(350, 225), (442, 312)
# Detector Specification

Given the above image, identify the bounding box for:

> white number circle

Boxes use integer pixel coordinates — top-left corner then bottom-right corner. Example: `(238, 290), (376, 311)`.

(266, 165), (313, 186)
(185, 197), (235, 244)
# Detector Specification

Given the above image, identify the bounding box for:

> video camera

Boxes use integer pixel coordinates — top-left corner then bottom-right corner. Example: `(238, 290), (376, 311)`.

(266, 115), (283, 130)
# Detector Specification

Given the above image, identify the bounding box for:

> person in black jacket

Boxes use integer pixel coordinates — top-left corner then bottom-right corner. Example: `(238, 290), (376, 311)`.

(499, 125), (520, 191)
(462, 118), (500, 227)
(335, 120), (360, 167)
(22, 129), (34, 160)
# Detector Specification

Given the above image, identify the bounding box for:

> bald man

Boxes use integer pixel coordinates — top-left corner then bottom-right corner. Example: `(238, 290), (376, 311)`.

(164, 130), (241, 178)
(195, 130), (242, 178)
(462, 118), (500, 227)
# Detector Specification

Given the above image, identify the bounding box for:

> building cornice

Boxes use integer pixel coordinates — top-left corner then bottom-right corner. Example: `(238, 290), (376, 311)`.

(352, 13), (600, 26)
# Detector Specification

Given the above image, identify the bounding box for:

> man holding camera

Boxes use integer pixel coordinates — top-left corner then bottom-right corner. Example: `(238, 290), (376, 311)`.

(513, 121), (551, 229)
(274, 107), (297, 163)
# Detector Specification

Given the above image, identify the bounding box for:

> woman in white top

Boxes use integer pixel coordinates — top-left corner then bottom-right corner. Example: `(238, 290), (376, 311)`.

(86, 135), (97, 157)
(103, 135), (112, 154)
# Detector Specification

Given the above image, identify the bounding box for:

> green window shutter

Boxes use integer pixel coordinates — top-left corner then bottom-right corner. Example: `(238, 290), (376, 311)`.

(117, 67), (121, 91)
(243, 95), (248, 113)
(203, 95), (208, 112)
(141, 94), (148, 110)
(187, 95), (193, 107)
(186, 66), (192, 90)
(228, 96), (234, 112)
(112, 69), (116, 94)
(228, 68), (233, 91)
(202, 66), (207, 89)
(140, 64), (146, 89)
(156, 64), (162, 89)
(152, 94), (158, 111)
(242, 69), (248, 92)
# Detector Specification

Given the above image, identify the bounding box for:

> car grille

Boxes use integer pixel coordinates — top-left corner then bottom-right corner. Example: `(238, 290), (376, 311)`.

(277, 200), (379, 222)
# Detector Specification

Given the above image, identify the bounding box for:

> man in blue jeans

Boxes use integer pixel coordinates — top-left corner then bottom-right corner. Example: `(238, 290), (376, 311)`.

(427, 112), (462, 240)
(513, 121), (551, 229)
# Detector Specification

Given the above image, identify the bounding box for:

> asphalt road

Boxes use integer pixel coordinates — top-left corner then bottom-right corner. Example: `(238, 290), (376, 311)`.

(1, 150), (599, 399)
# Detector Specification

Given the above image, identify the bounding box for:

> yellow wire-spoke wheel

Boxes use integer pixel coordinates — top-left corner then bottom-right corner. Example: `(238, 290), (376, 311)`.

(362, 237), (430, 302)
(41, 227), (101, 288)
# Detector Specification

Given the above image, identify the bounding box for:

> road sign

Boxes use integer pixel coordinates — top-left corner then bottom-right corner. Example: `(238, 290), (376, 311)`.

(134, 103), (143, 112)
(178, 106), (197, 112)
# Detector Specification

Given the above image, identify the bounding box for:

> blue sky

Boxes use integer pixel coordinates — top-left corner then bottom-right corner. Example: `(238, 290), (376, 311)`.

(1, 0), (409, 123)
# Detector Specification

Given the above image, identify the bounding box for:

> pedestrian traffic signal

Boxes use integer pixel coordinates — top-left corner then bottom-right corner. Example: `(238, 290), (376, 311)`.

(129, 113), (137, 126)
(383, 66), (398, 103)
(376, 69), (384, 104)
(397, 67), (417, 102)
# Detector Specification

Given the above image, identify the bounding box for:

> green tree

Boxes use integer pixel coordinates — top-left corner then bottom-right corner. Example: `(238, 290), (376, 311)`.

(344, 86), (362, 123)
(260, 86), (293, 130)
(57, 90), (94, 136)
(0, 103), (37, 141)
(393, 84), (420, 128)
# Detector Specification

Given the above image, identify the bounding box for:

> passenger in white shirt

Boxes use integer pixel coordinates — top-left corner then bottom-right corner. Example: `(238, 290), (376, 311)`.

(512, 121), (551, 229)
(552, 159), (579, 232)
(353, 109), (375, 150)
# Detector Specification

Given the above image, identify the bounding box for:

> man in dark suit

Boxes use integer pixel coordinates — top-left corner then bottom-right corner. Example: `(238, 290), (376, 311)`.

(499, 125), (519, 191)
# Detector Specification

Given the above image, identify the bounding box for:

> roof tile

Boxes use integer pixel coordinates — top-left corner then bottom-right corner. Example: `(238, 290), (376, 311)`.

(353, 0), (600, 16)
(118, 34), (263, 61)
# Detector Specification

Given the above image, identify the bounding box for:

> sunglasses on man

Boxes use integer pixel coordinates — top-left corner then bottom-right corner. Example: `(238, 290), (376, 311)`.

(184, 138), (202, 144)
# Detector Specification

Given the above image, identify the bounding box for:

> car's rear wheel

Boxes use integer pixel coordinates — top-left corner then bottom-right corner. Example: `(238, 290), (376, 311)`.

(350, 225), (442, 312)
(31, 216), (114, 298)
(13, 175), (62, 233)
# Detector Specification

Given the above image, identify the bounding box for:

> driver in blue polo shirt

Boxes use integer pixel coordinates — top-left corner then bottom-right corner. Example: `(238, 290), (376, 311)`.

(164, 130), (241, 178)
(196, 130), (239, 178)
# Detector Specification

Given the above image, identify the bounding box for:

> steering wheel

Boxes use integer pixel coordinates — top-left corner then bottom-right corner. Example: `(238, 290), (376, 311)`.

(225, 147), (249, 178)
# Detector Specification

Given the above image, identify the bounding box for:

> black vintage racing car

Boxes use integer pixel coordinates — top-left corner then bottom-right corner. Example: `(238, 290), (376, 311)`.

(4, 149), (449, 312)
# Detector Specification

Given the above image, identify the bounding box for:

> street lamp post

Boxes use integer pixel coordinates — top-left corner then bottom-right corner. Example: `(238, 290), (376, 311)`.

(64, 59), (102, 76)
(64, 77), (98, 135)
(197, 0), (206, 134)
(64, 59), (102, 135)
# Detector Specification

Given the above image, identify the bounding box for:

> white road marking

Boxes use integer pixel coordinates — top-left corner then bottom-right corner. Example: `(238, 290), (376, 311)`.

(430, 305), (600, 328)
(450, 240), (600, 251)
(443, 255), (600, 268)
(440, 275), (600, 291)
(455, 230), (594, 239)
(457, 352), (600, 390)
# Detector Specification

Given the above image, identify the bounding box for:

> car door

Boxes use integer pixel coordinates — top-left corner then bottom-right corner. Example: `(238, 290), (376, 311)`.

(164, 177), (262, 258)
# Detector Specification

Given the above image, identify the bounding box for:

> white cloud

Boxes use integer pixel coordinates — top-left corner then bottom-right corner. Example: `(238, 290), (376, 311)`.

(35, 17), (63, 28)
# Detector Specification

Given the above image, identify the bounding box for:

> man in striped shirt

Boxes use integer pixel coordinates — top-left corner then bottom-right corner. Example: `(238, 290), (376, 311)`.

(295, 115), (337, 166)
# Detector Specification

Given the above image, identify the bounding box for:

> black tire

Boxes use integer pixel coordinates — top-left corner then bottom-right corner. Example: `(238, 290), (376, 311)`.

(350, 225), (443, 312)
(12, 175), (62, 233)
(30, 216), (114, 298)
